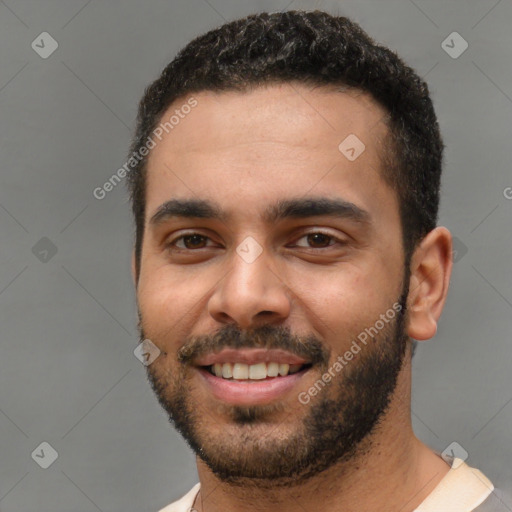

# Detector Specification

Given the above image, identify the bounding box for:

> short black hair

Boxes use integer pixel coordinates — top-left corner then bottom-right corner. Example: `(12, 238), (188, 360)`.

(126, 10), (444, 283)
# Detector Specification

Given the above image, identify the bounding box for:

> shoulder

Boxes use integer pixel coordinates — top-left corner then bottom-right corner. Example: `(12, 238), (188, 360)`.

(158, 482), (201, 512)
(415, 458), (494, 511)
(473, 484), (512, 512)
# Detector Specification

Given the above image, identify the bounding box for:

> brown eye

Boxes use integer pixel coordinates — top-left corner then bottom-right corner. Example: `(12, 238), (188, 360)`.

(294, 232), (343, 249)
(306, 233), (332, 248)
(168, 233), (213, 250)
(181, 234), (208, 249)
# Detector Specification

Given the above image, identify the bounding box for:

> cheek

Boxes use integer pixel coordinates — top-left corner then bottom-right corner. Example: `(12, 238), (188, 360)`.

(289, 264), (396, 342)
(137, 269), (209, 342)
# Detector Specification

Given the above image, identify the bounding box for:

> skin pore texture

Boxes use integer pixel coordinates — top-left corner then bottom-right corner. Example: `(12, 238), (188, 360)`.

(132, 83), (453, 512)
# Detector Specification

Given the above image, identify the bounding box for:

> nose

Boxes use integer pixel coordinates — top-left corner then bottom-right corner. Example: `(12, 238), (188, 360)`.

(207, 242), (292, 329)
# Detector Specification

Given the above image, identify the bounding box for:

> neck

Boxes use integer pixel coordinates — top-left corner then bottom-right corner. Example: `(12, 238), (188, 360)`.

(193, 356), (450, 512)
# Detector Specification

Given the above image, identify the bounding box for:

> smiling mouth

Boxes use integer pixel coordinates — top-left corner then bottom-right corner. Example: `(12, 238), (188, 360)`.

(203, 362), (313, 380)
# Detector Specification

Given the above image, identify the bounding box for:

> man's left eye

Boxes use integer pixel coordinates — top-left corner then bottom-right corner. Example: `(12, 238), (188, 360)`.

(293, 232), (345, 249)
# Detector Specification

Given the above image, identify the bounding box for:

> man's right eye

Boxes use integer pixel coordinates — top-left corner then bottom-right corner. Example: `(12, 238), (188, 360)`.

(167, 233), (215, 250)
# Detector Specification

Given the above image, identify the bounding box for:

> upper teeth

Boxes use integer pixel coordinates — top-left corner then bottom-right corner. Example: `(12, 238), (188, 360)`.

(211, 362), (303, 379)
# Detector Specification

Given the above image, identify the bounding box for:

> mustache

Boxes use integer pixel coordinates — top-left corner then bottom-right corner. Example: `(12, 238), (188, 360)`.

(177, 324), (330, 367)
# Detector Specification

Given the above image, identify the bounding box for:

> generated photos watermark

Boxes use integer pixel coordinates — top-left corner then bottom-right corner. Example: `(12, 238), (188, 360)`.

(298, 302), (402, 405)
(93, 97), (198, 200)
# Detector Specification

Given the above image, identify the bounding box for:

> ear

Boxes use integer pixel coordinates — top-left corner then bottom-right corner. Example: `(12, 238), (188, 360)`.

(406, 227), (453, 341)
(131, 249), (137, 287)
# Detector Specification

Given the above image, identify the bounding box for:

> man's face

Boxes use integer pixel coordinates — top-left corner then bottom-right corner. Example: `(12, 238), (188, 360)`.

(135, 83), (410, 485)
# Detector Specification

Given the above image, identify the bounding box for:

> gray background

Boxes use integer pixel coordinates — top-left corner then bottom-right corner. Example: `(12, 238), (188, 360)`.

(0, 0), (511, 511)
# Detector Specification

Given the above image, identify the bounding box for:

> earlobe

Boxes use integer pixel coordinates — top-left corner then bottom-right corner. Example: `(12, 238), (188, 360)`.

(406, 227), (453, 341)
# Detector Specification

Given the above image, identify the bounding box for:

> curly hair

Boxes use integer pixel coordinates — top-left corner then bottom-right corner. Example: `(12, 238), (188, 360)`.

(126, 10), (444, 284)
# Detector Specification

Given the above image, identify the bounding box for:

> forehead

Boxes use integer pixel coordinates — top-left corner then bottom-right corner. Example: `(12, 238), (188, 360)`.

(144, 83), (395, 226)
(148, 83), (388, 159)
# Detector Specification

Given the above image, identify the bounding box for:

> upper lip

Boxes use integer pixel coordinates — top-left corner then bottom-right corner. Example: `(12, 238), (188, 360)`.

(193, 348), (310, 367)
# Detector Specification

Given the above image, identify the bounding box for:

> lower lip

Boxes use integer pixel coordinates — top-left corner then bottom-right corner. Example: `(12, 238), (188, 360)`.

(196, 366), (311, 406)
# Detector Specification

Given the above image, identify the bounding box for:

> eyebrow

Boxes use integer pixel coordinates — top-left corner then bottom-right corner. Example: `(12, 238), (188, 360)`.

(149, 196), (371, 227)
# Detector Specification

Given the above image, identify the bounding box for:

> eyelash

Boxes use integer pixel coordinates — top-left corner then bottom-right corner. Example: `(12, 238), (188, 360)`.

(166, 231), (346, 251)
